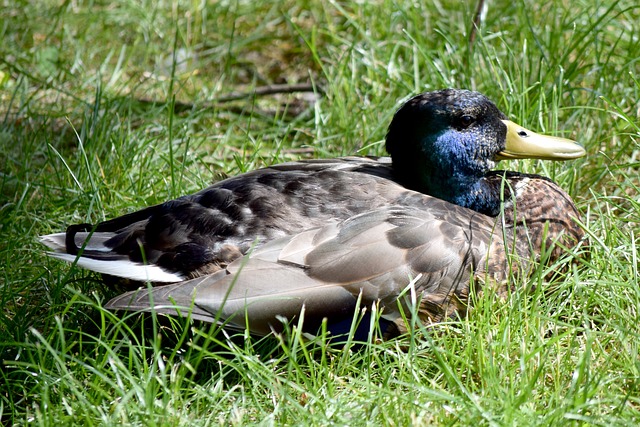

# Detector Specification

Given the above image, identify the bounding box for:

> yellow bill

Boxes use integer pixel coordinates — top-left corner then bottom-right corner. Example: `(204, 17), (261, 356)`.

(497, 120), (586, 160)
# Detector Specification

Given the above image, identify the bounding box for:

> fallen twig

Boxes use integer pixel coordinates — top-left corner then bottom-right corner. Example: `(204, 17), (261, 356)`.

(468, 0), (487, 53)
(134, 82), (322, 113)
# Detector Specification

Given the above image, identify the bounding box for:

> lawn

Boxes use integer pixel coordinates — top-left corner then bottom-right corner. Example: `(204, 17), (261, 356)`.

(1, 0), (639, 425)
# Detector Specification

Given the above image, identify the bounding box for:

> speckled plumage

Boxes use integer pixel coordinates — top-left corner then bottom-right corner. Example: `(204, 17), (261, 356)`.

(40, 88), (587, 338)
(105, 173), (585, 337)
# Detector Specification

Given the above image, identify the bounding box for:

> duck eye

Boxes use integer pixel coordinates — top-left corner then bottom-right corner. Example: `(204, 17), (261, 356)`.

(458, 115), (475, 129)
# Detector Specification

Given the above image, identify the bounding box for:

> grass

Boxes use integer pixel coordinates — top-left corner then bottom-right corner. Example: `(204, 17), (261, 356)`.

(1, 0), (639, 425)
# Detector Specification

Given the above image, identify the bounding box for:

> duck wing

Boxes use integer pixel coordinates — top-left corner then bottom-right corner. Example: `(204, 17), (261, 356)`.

(41, 157), (409, 283)
(105, 202), (501, 337)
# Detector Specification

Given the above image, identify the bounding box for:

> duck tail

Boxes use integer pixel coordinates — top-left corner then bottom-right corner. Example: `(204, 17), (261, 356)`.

(40, 209), (184, 283)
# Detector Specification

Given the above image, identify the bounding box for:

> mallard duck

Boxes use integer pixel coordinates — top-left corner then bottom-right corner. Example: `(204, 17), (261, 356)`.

(41, 89), (586, 338)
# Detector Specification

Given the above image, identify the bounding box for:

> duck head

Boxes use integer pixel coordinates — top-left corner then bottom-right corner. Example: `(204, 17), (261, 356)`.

(386, 88), (585, 215)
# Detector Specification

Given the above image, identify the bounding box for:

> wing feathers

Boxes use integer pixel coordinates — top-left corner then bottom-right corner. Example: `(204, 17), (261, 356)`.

(105, 205), (498, 336)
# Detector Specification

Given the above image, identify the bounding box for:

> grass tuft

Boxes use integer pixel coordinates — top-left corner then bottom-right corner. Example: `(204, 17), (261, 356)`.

(1, 0), (640, 424)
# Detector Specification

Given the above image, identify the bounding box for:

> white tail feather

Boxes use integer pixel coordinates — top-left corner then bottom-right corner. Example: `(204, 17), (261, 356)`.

(46, 252), (184, 283)
(39, 233), (67, 252)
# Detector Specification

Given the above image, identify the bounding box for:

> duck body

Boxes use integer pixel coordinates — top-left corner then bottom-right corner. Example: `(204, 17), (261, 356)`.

(40, 89), (586, 338)
(105, 172), (584, 338)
